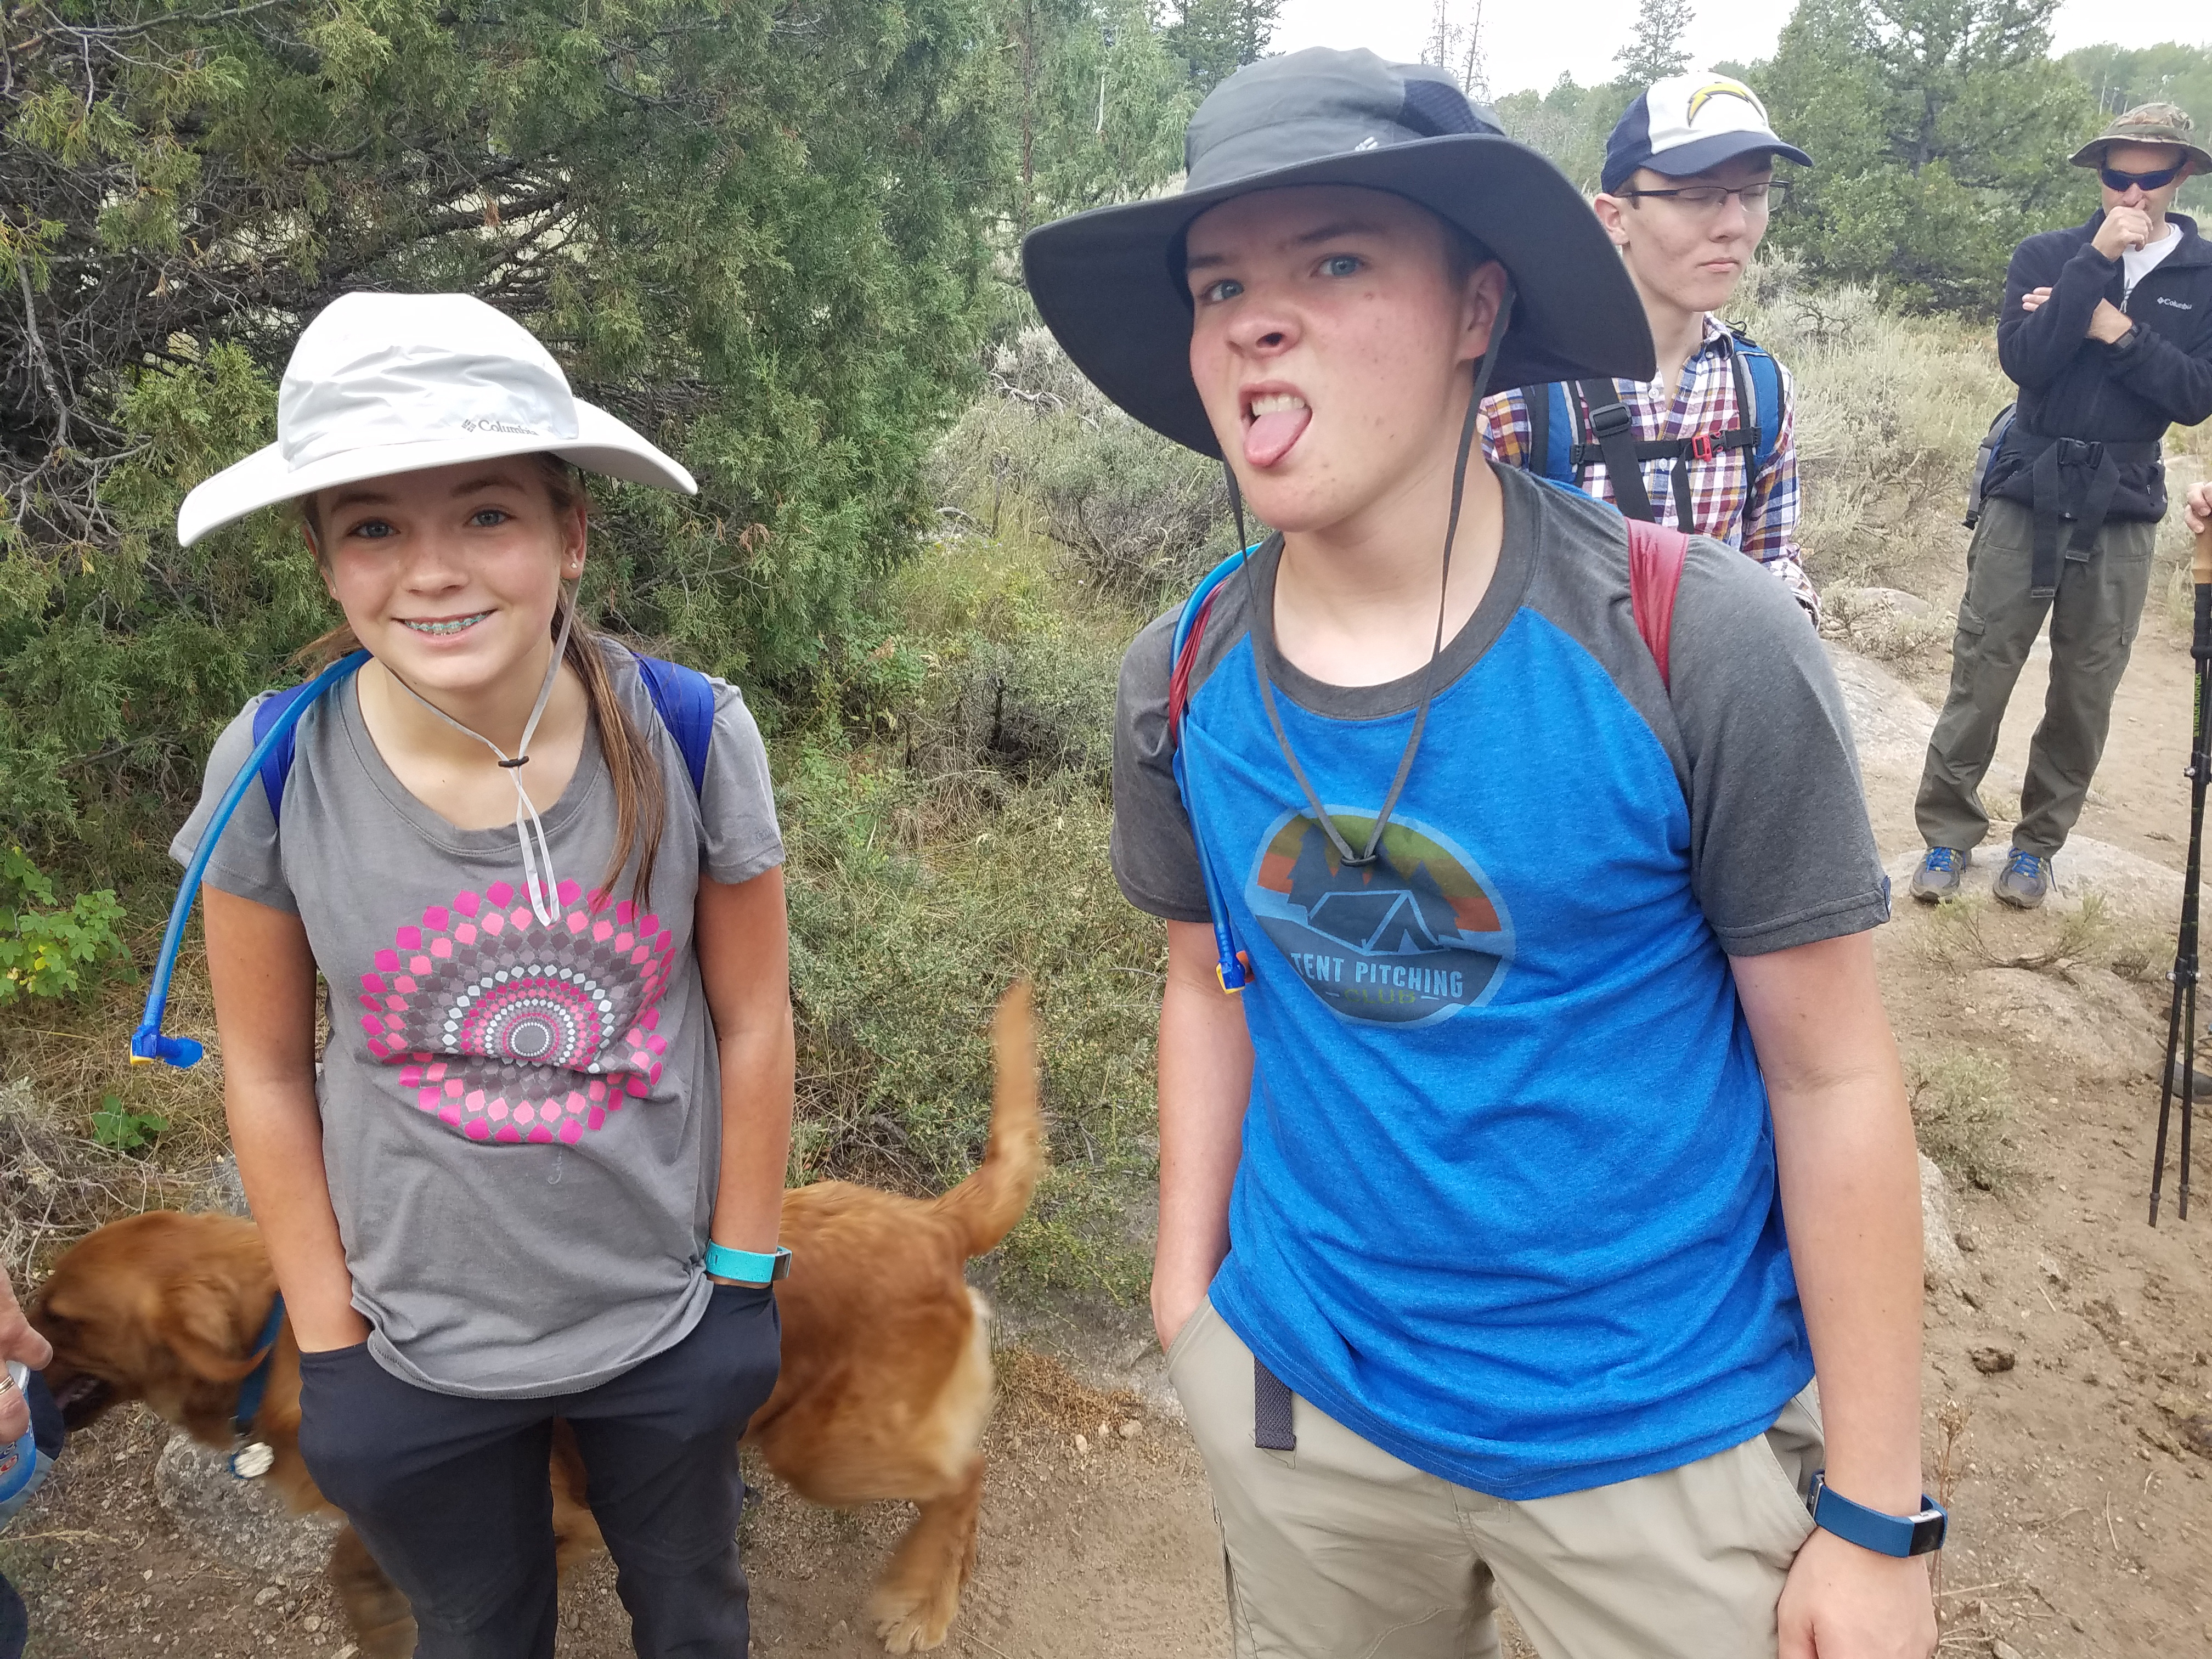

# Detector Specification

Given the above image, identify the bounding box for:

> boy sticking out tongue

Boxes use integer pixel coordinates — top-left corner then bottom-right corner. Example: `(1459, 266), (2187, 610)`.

(1026, 47), (1938, 1659)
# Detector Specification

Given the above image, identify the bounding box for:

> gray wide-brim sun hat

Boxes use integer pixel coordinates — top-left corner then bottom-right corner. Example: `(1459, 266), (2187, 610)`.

(1020, 48), (1656, 459)
(177, 291), (696, 547)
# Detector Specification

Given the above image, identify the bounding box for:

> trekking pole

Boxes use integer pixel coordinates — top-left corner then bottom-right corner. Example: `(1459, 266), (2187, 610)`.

(2151, 519), (2212, 1224)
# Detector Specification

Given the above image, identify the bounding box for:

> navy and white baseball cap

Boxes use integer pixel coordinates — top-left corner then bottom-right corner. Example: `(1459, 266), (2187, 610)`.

(1601, 71), (1811, 196)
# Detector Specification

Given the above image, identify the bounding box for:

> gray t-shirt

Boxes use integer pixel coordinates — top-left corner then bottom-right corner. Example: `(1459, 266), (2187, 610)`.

(173, 642), (783, 1398)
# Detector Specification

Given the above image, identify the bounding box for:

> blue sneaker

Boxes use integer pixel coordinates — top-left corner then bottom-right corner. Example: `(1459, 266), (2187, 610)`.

(1910, 846), (1968, 903)
(1994, 847), (2053, 910)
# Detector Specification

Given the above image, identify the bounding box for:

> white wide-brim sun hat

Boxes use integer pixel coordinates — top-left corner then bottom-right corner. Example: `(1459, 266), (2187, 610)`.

(176, 291), (697, 548)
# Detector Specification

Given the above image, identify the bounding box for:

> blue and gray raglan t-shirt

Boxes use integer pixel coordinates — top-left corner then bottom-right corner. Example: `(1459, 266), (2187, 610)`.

(1113, 462), (1889, 1501)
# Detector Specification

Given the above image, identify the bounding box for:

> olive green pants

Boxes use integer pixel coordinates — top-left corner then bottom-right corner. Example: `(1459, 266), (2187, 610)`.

(1167, 1299), (1824, 1659)
(1915, 496), (2157, 859)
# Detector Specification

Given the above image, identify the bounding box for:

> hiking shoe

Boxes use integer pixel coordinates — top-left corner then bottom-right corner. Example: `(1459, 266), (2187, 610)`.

(1910, 847), (1968, 903)
(1994, 847), (2053, 910)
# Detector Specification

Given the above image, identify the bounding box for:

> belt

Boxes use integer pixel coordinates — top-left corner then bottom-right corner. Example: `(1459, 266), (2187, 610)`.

(2006, 431), (2159, 599)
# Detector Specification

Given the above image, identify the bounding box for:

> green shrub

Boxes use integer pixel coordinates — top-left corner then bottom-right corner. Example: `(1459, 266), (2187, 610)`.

(0, 847), (126, 1002)
(777, 524), (1163, 1300)
(932, 330), (1238, 608)
(1909, 1051), (2021, 1193)
(1732, 256), (2008, 598)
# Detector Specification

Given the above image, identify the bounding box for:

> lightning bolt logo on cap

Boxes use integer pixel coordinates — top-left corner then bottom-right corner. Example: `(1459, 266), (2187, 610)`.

(1685, 78), (1760, 125)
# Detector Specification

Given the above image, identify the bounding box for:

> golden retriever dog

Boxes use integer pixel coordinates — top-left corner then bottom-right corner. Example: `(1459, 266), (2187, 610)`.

(30, 984), (1041, 1656)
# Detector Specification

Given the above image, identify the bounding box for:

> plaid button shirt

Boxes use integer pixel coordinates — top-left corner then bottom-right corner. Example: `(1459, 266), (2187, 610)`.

(1480, 317), (1819, 621)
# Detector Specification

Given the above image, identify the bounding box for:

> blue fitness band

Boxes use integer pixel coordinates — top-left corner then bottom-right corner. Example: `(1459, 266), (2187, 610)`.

(1808, 1474), (1947, 1558)
(704, 1243), (791, 1284)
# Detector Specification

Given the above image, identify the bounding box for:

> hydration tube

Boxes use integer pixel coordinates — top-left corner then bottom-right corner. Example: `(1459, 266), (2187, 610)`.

(1168, 548), (1254, 994)
(128, 650), (371, 1068)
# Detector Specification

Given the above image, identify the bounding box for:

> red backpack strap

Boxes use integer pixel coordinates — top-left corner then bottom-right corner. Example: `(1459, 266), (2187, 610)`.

(1626, 518), (1689, 690)
(1167, 589), (1222, 739)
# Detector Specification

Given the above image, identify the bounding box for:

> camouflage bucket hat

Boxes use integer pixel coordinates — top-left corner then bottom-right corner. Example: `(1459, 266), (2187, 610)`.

(2069, 102), (2211, 175)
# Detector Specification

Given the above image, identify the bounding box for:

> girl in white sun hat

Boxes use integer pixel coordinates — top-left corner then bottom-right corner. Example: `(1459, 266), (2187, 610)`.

(169, 290), (792, 1658)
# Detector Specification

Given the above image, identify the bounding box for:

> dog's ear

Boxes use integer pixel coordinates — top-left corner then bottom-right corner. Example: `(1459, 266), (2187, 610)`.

(164, 1272), (274, 1384)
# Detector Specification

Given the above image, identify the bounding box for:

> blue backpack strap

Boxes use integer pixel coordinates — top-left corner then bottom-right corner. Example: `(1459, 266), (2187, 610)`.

(250, 679), (329, 828)
(1168, 549), (1257, 994)
(633, 653), (715, 797)
(1539, 382), (1577, 487)
(1730, 335), (1785, 475)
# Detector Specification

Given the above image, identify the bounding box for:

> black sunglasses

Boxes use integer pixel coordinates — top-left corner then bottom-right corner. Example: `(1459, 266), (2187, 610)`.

(2101, 163), (2183, 192)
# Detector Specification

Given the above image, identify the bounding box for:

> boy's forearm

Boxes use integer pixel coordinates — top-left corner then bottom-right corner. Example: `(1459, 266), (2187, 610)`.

(227, 1082), (368, 1352)
(1770, 1067), (1926, 1516)
(1735, 932), (1925, 1516)
(710, 1008), (796, 1263)
(1153, 921), (1255, 1339)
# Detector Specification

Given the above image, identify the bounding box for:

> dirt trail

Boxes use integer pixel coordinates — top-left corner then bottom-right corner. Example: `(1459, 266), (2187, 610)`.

(7, 594), (2212, 1659)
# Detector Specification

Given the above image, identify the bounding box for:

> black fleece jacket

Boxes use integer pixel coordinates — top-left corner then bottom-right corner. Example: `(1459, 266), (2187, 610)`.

(1991, 210), (2212, 522)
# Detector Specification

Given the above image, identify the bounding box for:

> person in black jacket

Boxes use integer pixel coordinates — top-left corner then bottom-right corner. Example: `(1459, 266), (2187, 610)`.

(1912, 103), (2212, 909)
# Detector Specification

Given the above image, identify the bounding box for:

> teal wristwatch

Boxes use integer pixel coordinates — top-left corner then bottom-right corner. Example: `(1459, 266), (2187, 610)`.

(1808, 1474), (1946, 1558)
(704, 1243), (792, 1284)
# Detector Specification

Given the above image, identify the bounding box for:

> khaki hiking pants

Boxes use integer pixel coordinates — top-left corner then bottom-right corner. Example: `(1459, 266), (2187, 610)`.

(1167, 1299), (1822, 1659)
(1915, 496), (2157, 859)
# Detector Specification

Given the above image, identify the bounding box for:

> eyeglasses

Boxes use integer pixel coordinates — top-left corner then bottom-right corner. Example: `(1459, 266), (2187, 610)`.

(1615, 180), (1791, 213)
(2100, 163), (2184, 193)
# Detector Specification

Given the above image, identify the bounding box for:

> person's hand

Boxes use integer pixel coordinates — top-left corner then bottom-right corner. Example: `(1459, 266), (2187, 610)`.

(0, 1266), (54, 1446)
(1151, 1271), (1210, 1356)
(2017, 285), (2052, 313)
(2093, 205), (2153, 260)
(1778, 1527), (1936, 1658)
(2087, 300), (2135, 345)
(2186, 481), (2212, 539)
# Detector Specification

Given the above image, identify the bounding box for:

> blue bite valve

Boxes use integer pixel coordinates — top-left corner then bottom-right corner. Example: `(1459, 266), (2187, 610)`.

(130, 1025), (204, 1069)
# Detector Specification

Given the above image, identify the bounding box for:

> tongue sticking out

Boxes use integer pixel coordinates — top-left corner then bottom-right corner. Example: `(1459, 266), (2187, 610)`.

(1244, 405), (1311, 470)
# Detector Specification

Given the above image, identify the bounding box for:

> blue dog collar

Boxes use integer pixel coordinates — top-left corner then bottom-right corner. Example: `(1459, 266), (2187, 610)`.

(704, 1243), (791, 1284)
(1808, 1473), (1946, 1558)
(227, 1294), (286, 1480)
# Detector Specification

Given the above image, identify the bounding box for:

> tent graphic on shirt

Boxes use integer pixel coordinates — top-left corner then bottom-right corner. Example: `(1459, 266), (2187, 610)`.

(1245, 809), (1513, 1027)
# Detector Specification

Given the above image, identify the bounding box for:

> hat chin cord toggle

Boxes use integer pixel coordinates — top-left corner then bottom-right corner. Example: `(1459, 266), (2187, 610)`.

(383, 595), (578, 928)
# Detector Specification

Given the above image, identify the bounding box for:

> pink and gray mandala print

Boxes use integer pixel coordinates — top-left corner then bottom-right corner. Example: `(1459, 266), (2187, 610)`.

(356, 880), (679, 1143)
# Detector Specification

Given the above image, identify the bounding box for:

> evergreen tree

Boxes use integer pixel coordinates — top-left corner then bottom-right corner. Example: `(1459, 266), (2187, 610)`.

(0, 0), (1006, 869)
(1166, 0), (1284, 95)
(1761, 0), (2098, 313)
(1002, 0), (1196, 233)
(1617, 0), (1696, 85)
(1495, 76), (1635, 193)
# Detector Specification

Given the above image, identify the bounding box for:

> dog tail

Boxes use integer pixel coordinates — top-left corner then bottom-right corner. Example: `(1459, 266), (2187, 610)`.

(933, 979), (1044, 1258)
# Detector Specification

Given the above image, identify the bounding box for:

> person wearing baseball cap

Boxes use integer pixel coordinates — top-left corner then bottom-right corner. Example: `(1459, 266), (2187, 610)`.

(1484, 71), (1820, 619)
(1025, 46), (1936, 1659)
(167, 291), (794, 1657)
(1912, 104), (2212, 910)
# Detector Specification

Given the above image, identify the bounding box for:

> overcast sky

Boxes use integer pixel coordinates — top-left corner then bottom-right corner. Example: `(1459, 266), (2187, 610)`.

(1268, 1), (2208, 98)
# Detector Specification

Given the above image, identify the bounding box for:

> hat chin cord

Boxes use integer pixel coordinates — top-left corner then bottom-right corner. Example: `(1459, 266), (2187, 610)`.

(1221, 281), (1516, 869)
(381, 591), (578, 926)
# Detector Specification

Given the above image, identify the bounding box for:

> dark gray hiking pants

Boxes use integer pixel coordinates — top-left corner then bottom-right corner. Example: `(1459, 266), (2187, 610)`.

(1915, 496), (2157, 859)
(297, 1281), (780, 1659)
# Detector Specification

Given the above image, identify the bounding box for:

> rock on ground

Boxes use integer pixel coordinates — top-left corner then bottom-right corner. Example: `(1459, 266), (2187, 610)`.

(153, 1431), (340, 1584)
(1918, 1154), (1967, 1293)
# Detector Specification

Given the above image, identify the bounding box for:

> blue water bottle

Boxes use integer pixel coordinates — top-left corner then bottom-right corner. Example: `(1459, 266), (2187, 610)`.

(0, 1365), (37, 1511)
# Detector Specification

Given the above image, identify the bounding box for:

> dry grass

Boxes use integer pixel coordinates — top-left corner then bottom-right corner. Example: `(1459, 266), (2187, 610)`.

(1734, 257), (2011, 606)
(1918, 892), (2113, 975)
(1909, 1051), (2022, 1193)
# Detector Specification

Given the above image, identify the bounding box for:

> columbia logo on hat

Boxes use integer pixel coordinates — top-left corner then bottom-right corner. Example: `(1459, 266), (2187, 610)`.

(1602, 69), (1812, 196)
